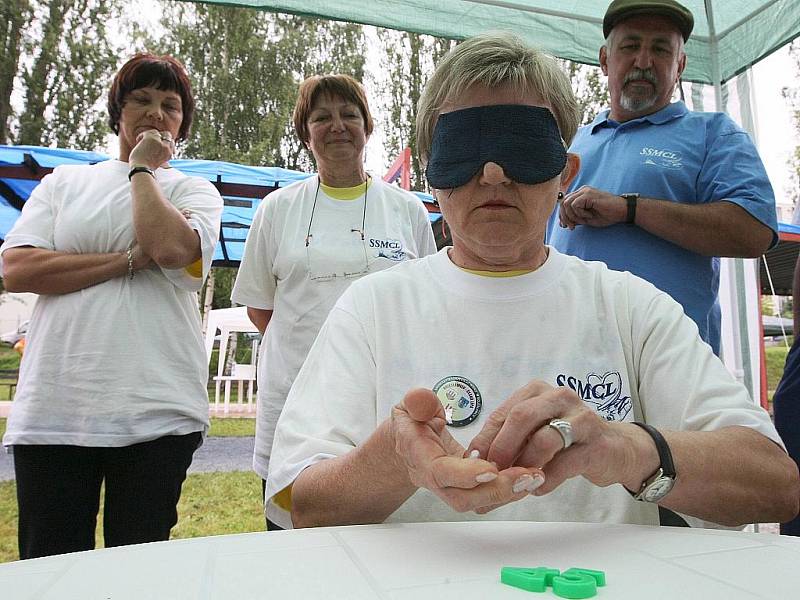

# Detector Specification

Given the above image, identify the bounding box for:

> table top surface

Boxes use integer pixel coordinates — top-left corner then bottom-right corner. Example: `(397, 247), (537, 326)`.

(1, 521), (798, 599)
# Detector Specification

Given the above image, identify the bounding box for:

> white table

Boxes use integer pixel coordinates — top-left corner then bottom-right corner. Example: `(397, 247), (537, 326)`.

(1, 521), (798, 599)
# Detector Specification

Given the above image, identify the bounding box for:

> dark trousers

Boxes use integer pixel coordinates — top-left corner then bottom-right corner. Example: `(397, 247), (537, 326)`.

(774, 337), (800, 536)
(13, 432), (201, 559)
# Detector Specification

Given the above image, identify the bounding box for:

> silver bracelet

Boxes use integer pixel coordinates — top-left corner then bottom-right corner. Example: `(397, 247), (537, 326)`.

(126, 246), (135, 280)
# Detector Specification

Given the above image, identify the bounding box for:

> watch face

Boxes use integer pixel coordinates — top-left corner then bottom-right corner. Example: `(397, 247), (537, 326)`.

(643, 477), (675, 502)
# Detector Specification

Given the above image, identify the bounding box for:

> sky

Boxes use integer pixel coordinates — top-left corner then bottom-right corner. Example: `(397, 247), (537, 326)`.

(751, 46), (798, 217)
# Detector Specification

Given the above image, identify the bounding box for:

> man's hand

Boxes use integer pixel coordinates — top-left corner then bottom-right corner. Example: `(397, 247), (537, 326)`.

(467, 380), (657, 496)
(559, 186), (628, 229)
(391, 388), (545, 513)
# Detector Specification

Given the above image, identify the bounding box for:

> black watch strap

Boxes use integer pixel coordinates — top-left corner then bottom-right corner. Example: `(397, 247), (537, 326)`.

(631, 421), (676, 480)
(128, 166), (155, 181)
(621, 193), (639, 224)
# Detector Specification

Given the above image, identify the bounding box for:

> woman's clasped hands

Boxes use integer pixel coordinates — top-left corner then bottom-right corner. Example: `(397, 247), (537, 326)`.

(390, 381), (640, 515)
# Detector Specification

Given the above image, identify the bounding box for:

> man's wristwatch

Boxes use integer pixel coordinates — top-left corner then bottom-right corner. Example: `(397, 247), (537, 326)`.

(628, 422), (676, 503)
(621, 193), (639, 224)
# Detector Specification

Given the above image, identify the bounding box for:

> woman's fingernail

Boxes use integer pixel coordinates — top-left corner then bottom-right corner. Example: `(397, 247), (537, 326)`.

(513, 474), (546, 494)
(512, 475), (534, 493)
(468, 449), (480, 459)
(476, 472), (497, 483)
(526, 474), (545, 493)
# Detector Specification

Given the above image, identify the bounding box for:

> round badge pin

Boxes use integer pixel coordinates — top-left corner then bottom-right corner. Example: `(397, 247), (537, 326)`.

(432, 376), (482, 427)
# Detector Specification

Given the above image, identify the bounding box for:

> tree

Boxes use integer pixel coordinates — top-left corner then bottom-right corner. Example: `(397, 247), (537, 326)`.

(147, 2), (366, 308)
(14, 0), (122, 149)
(0, 0), (31, 142)
(782, 41), (800, 211)
(377, 30), (454, 190)
(562, 61), (609, 127)
(150, 2), (366, 169)
(377, 32), (608, 191)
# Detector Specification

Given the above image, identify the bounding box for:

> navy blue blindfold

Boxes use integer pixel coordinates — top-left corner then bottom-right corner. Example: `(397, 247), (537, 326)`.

(426, 104), (567, 189)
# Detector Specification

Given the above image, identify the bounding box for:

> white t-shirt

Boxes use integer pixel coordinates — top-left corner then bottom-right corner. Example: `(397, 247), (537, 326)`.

(231, 175), (437, 479)
(1, 160), (223, 447)
(267, 248), (782, 528)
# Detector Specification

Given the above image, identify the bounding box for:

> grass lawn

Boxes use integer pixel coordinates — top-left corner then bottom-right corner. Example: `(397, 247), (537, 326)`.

(765, 344), (790, 390)
(0, 471), (264, 564)
(209, 417), (255, 437)
(0, 417), (258, 563)
(0, 346), (21, 370)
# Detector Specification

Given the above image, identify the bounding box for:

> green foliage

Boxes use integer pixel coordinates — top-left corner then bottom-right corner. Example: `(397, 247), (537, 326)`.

(762, 295), (775, 317)
(782, 41), (800, 209)
(149, 2), (366, 169)
(15, 0), (121, 149)
(562, 61), (610, 127)
(0, 0), (31, 141)
(377, 30), (454, 190)
(783, 297), (794, 319)
(211, 268), (236, 310)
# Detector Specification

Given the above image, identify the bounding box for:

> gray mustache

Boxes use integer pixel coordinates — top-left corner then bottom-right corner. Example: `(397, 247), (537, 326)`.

(623, 69), (657, 86)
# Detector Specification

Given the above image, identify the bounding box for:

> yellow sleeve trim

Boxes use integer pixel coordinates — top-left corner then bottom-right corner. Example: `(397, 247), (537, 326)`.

(184, 258), (203, 278)
(271, 484), (293, 511)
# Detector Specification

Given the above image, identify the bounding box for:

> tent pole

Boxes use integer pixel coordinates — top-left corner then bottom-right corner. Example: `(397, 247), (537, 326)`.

(705, 1), (759, 405)
(705, 1), (723, 111)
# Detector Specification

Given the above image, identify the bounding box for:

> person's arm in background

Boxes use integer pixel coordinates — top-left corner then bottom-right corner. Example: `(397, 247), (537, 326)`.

(559, 124), (777, 258)
(247, 307), (273, 335)
(2, 245), (150, 295)
(560, 190), (773, 257)
(129, 130), (201, 269)
(232, 195), (277, 330)
(0, 167), (152, 295)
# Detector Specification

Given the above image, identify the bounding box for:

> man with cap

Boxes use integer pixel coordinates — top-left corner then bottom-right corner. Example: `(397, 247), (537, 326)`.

(548, 0), (778, 356)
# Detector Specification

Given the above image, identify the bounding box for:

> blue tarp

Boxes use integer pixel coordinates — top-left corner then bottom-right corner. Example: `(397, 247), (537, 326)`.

(0, 145), (441, 266)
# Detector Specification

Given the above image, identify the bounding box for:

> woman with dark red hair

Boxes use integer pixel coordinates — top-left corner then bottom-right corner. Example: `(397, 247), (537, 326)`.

(0, 53), (223, 559)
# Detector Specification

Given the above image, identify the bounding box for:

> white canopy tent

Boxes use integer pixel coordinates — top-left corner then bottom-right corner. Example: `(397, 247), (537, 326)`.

(197, 1), (800, 86)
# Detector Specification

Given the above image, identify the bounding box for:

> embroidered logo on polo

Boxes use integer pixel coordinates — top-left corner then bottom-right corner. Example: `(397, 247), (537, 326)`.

(639, 146), (682, 169)
(555, 371), (632, 421)
(433, 376), (482, 427)
(369, 237), (406, 261)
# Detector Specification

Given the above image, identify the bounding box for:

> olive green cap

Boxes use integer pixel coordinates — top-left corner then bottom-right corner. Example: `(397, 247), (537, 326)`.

(603, 0), (694, 41)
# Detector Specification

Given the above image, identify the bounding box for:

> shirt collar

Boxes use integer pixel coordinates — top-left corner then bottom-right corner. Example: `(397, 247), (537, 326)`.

(589, 101), (689, 134)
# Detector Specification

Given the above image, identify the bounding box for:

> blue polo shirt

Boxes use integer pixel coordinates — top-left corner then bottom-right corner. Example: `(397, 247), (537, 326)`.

(547, 101), (778, 354)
